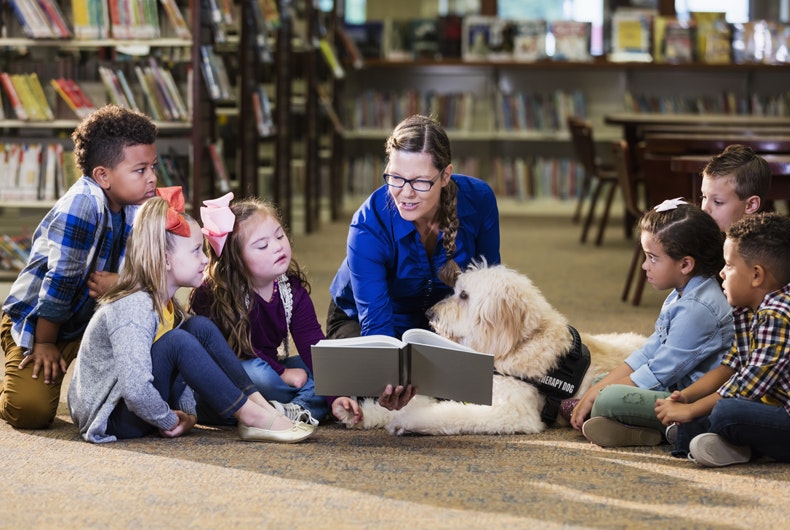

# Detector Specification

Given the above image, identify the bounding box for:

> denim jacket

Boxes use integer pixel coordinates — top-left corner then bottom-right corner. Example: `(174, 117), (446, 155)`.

(625, 274), (734, 391)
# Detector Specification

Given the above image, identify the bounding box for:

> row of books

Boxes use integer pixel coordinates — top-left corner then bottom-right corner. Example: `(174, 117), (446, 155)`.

(9, 0), (190, 40)
(0, 141), (190, 204)
(624, 91), (790, 116)
(0, 143), (76, 202)
(612, 9), (790, 65)
(346, 90), (474, 132)
(0, 59), (189, 122)
(342, 17), (594, 64)
(199, 45), (233, 102)
(99, 58), (189, 121)
(0, 233), (31, 273)
(495, 90), (586, 133)
(343, 154), (583, 202)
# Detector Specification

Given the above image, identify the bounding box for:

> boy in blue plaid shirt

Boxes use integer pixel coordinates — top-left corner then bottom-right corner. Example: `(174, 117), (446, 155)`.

(1, 105), (159, 429)
(655, 212), (790, 467)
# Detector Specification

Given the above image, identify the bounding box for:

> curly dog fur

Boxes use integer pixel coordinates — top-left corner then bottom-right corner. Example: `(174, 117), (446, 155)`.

(335, 263), (646, 435)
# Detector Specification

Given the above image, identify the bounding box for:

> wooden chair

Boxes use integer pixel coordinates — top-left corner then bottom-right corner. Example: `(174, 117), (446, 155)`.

(613, 139), (648, 306)
(567, 117), (619, 245)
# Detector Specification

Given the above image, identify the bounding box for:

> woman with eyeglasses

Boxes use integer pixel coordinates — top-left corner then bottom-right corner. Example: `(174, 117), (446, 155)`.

(325, 114), (501, 419)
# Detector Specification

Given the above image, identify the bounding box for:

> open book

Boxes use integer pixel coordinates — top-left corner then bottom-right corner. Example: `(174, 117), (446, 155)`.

(311, 329), (494, 405)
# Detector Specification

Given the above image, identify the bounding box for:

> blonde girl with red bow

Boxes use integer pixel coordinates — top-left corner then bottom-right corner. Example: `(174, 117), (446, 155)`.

(68, 187), (315, 443)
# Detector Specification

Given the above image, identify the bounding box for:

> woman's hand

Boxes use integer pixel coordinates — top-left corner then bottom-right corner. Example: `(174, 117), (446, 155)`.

(378, 384), (417, 411)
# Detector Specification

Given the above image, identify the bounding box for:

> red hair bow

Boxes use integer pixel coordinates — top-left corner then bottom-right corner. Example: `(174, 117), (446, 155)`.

(155, 186), (190, 237)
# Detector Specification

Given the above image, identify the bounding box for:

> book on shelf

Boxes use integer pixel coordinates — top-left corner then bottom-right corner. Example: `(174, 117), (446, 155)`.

(512, 19), (547, 62)
(159, 0), (191, 39)
(0, 72), (28, 121)
(335, 23), (364, 69)
(207, 141), (232, 193)
(658, 18), (695, 64)
(315, 83), (343, 134)
(732, 19), (779, 64)
(252, 85), (276, 137)
(410, 18), (441, 60)
(384, 19), (413, 61)
(11, 73), (54, 121)
(249, 0), (274, 63)
(199, 45), (232, 101)
(609, 8), (655, 63)
(107, 0), (161, 39)
(99, 65), (134, 110)
(71, 0), (110, 39)
(342, 21), (384, 59)
(318, 38), (345, 80)
(10, 0), (71, 39)
(550, 20), (592, 62)
(0, 233), (31, 273)
(311, 328), (494, 405)
(462, 15), (497, 61)
(690, 12), (728, 63)
(50, 78), (96, 119)
(438, 15), (462, 59)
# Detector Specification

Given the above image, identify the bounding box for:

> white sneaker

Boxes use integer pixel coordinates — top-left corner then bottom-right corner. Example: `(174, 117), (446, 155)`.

(271, 401), (320, 426)
(688, 433), (751, 467)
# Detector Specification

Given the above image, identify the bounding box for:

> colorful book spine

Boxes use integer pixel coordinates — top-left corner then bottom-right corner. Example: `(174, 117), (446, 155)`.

(159, 0), (191, 39)
(0, 72), (29, 121)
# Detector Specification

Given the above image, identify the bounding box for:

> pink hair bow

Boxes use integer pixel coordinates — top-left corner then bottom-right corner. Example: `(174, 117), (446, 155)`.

(201, 192), (235, 256)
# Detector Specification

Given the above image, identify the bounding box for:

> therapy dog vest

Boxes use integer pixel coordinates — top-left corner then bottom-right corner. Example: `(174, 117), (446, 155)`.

(495, 325), (591, 425)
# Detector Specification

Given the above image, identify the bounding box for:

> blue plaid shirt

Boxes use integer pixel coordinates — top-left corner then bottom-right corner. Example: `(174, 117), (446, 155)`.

(2, 177), (137, 352)
(719, 283), (790, 414)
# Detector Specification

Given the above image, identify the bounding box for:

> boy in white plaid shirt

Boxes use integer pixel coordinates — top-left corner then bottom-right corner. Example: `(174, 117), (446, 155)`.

(655, 212), (790, 467)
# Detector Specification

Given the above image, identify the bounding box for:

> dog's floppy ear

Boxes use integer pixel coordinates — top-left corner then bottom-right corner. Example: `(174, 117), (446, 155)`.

(472, 282), (528, 357)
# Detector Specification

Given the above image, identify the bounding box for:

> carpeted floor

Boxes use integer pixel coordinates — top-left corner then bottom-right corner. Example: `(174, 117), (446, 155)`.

(1, 207), (787, 529)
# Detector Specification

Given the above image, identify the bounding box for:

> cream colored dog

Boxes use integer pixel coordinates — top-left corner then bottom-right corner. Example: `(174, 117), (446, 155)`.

(335, 263), (646, 435)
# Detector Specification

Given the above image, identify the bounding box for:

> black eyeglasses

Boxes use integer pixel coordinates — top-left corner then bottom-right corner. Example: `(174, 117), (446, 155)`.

(382, 167), (445, 192)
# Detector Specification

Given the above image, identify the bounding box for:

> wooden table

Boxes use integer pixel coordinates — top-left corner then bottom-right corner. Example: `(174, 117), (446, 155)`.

(670, 154), (790, 203)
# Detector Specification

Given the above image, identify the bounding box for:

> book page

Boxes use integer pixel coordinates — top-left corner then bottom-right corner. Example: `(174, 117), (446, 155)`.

(313, 335), (405, 348)
(408, 343), (494, 405)
(401, 328), (477, 352)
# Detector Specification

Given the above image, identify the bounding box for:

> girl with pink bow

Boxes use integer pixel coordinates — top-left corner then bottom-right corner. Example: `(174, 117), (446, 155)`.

(68, 187), (315, 444)
(191, 195), (336, 426)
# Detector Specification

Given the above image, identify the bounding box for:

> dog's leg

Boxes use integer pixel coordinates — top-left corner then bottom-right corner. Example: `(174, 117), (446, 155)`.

(386, 377), (548, 436)
(334, 398), (396, 430)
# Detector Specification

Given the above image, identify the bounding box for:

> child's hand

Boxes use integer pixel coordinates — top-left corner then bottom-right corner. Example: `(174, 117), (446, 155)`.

(160, 411), (196, 438)
(280, 367), (308, 388)
(87, 271), (119, 299)
(655, 399), (690, 425)
(19, 342), (67, 384)
(570, 392), (595, 431)
(332, 397), (362, 424)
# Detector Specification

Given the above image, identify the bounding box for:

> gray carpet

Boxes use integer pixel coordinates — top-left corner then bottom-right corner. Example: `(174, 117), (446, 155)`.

(1, 210), (785, 529)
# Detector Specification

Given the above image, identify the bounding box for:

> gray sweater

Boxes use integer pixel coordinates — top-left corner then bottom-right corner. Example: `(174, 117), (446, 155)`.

(68, 291), (196, 443)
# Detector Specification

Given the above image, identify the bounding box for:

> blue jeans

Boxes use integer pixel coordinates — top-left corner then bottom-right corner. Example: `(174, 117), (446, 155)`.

(673, 397), (790, 462)
(106, 316), (258, 439)
(242, 356), (329, 422)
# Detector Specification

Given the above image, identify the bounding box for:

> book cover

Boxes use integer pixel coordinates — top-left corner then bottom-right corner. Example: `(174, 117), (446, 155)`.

(410, 18), (440, 60)
(550, 20), (592, 62)
(662, 19), (695, 64)
(159, 0), (191, 39)
(384, 19), (413, 61)
(609, 9), (654, 63)
(691, 11), (727, 62)
(311, 328), (494, 405)
(462, 15), (496, 61)
(438, 15), (462, 59)
(1, 72), (29, 121)
(343, 21), (384, 60)
(512, 19), (547, 62)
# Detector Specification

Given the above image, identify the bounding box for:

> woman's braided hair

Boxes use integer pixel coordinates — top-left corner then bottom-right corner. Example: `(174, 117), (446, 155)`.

(385, 114), (460, 287)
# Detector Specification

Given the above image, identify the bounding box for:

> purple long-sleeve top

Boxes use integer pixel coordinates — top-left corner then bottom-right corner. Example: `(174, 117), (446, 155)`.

(190, 276), (325, 374)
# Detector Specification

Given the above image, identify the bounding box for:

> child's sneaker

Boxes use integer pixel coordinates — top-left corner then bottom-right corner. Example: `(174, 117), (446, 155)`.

(271, 401), (320, 426)
(688, 433), (751, 467)
(664, 423), (678, 445)
(582, 416), (662, 447)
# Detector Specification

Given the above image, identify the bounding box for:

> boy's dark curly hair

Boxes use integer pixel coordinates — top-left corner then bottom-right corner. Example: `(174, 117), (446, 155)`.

(726, 212), (790, 286)
(71, 104), (158, 178)
(640, 202), (724, 278)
